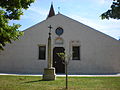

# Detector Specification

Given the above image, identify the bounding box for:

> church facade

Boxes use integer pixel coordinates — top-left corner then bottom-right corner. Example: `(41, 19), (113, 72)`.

(0, 5), (120, 74)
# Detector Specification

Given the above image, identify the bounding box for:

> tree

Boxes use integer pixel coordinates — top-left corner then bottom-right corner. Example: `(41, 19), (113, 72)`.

(101, 0), (120, 20)
(0, 0), (35, 50)
(57, 52), (71, 89)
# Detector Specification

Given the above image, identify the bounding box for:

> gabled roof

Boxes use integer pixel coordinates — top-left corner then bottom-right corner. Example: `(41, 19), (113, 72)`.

(47, 3), (55, 19)
(24, 13), (118, 41)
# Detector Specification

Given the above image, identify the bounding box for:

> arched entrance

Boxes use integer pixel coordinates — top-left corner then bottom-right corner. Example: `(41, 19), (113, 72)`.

(53, 47), (65, 73)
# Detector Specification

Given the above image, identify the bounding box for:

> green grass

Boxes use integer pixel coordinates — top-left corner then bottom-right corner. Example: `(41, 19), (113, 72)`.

(0, 75), (120, 90)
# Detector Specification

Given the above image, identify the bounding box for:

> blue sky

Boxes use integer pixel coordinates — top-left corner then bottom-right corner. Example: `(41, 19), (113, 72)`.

(11, 0), (120, 39)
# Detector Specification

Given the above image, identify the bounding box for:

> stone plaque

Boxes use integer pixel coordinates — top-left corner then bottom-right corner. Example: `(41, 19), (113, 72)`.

(54, 37), (64, 45)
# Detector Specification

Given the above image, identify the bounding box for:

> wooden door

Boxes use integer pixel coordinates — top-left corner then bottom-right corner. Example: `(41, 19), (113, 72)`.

(53, 47), (65, 73)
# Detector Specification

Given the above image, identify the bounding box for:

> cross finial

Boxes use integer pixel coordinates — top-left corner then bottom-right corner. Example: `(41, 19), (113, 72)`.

(51, 1), (53, 5)
(58, 7), (60, 14)
(48, 25), (53, 36)
(48, 25), (53, 30)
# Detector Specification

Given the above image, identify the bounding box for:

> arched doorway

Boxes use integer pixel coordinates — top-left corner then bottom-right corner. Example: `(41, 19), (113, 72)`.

(53, 47), (65, 73)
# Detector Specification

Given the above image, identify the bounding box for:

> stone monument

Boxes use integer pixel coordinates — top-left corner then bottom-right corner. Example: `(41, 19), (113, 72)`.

(42, 25), (56, 80)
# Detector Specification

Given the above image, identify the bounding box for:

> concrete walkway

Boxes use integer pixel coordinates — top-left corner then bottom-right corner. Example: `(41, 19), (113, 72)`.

(0, 73), (120, 77)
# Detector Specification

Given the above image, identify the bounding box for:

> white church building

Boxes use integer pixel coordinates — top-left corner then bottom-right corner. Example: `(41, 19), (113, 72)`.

(0, 4), (120, 74)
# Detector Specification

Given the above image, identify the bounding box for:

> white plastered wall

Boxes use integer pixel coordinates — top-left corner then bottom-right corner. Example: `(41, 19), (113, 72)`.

(0, 14), (120, 74)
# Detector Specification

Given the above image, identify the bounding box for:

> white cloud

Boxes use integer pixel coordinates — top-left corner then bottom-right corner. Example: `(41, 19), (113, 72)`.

(60, 0), (66, 2)
(98, 19), (120, 30)
(99, 0), (106, 4)
(29, 6), (48, 16)
(20, 5), (48, 23)
(68, 14), (104, 30)
(89, 0), (110, 5)
(68, 14), (120, 39)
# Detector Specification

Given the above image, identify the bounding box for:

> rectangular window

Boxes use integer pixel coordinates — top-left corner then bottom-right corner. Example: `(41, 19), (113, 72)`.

(39, 46), (46, 60)
(72, 46), (80, 60)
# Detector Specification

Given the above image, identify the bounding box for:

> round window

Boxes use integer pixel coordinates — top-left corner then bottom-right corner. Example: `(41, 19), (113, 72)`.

(55, 27), (64, 36)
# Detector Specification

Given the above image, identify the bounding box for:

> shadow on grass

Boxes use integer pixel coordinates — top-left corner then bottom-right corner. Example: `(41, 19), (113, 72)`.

(24, 79), (53, 83)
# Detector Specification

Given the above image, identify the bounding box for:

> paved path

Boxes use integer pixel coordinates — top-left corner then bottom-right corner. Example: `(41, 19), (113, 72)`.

(0, 73), (120, 77)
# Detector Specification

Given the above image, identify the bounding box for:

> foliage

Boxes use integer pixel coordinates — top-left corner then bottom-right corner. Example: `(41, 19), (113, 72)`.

(57, 52), (71, 63)
(101, 0), (120, 20)
(0, 75), (120, 90)
(0, 0), (35, 50)
(57, 53), (65, 61)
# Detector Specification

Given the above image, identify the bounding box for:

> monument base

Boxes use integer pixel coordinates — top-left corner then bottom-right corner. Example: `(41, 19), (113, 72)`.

(42, 68), (56, 81)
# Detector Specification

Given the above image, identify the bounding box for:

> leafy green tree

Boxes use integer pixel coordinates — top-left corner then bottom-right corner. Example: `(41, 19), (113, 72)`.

(101, 0), (120, 20)
(0, 0), (35, 50)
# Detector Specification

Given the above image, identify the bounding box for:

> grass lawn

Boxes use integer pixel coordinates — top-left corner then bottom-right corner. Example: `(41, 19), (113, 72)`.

(0, 75), (120, 90)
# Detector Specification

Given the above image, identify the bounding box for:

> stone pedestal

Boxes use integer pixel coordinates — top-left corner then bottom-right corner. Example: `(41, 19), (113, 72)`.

(43, 68), (56, 80)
